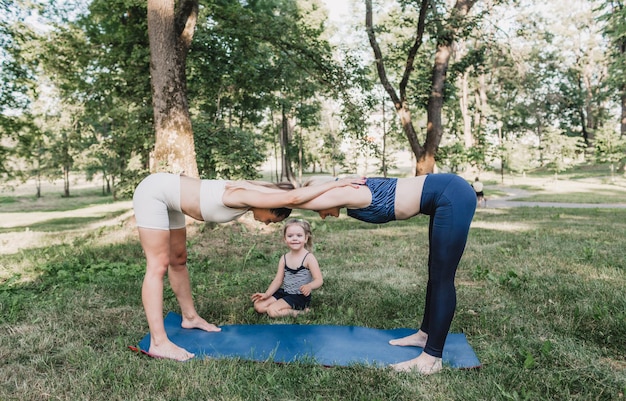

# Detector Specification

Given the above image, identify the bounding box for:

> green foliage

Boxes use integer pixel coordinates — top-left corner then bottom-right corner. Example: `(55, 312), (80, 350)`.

(594, 126), (626, 179)
(436, 141), (468, 173)
(597, 0), (626, 107)
(540, 127), (586, 176)
(1, 0), (626, 202)
(194, 122), (266, 180)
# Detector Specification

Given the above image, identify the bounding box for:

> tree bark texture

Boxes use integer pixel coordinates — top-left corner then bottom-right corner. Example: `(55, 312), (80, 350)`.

(460, 70), (472, 147)
(280, 105), (297, 185)
(147, 0), (199, 177)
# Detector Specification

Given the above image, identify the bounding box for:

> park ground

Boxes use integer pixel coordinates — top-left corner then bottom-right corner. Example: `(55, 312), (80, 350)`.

(0, 167), (625, 400)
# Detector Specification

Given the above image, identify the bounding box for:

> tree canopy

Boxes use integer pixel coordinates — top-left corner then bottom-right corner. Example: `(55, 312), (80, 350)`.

(0, 0), (624, 195)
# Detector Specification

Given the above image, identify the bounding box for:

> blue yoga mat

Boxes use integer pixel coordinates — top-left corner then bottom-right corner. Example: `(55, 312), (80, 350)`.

(136, 312), (481, 369)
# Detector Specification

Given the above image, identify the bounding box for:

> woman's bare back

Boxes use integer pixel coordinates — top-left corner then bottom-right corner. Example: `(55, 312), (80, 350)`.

(394, 175), (427, 220)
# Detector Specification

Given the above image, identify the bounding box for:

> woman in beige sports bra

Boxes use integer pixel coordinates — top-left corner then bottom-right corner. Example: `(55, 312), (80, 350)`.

(132, 173), (364, 361)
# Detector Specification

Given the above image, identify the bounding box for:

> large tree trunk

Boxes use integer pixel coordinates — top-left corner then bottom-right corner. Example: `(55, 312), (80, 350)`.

(422, 0), (477, 175)
(147, 0), (199, 177)
(422, 43), (451, 175)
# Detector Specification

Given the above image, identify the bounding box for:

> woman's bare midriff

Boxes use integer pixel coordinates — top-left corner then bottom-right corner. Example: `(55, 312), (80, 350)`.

(179, 175), (204, 221)
(394, 175), (427, 220)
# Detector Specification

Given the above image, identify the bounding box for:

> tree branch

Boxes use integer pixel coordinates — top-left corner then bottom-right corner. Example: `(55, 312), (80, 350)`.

(399, 0), (429, 100)
(175, 0), (198, 52)
(365, 0), (401, 110)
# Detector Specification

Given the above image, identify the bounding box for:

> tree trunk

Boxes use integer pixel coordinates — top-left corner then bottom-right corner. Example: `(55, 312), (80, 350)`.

(612, 3), (626, 137)
(365, 0), (429, 175)
(366, 0), (476, 176)
(421, 43), (451, 175)
(280, 105), (296, 185)
(147, 0), (199, 177)
(474, 72), (487, 145)
(63, 165), (70, 197)
(422, 0), (477, 175)
(621, 92), (626, 137)
(460, 70), (472, 147)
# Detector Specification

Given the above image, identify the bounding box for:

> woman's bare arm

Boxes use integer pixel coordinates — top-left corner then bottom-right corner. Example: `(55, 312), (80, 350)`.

(291, 186), (371, 211)
(223, 177), (365, 209)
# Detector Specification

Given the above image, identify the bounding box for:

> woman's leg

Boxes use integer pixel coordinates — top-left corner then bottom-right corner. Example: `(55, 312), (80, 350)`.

(139, 227), (220, 361)
(421, 184), (475, 358)
(392, 175), (475, 373)
(139, 227), (194, 361)
(167, 228), (222, 332)
(391, 206), (466, 374)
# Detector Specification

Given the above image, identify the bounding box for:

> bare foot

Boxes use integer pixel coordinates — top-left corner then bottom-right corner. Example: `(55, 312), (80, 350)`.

(149, 340), (195, 362)
(291, 307), (310, 317)
(389, 330), (427, 348)
(391, 353), (443, 375)
(181, 315), (221, 332)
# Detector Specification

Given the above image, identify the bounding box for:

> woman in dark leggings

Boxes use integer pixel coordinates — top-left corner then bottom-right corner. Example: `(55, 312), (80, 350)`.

(298, 173), (476, 374)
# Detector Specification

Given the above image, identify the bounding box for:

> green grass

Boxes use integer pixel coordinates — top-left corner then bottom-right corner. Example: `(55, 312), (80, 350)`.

(0, 178), (625, 400)
(0, 187), (115, 213)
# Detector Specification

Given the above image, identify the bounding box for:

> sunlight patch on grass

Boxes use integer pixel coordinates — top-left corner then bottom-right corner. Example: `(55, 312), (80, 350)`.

(471, 221), (535, 232)
(341, 266), (424, 290)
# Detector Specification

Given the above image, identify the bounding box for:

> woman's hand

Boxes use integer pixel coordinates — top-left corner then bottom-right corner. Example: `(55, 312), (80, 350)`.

(334, 177), (366, 189)
(251, 292), (268, 302)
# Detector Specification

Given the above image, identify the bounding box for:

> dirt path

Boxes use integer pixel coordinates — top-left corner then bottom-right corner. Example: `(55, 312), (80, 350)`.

(0, 201), (133, 229)
(0, 201), (134, 256)
(482, 186), (626, 209)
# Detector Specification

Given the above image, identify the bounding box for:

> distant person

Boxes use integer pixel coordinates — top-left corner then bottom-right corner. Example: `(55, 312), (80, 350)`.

(132, 173), (364, 361)
(296, 174), (476, 375)
(252, 218), (323, 318)
(472, 177), (485, 207)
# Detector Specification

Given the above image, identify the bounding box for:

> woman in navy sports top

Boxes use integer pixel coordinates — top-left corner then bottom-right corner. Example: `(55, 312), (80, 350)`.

(299, 173), (476, 374)
(132, 173), (364, 362)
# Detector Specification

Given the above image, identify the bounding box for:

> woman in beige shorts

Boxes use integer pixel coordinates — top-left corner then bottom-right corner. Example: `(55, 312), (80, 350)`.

(132, 172), (364, 361)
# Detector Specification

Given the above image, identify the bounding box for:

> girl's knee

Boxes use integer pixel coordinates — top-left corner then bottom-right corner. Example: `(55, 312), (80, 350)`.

(267, 306), (284, 318)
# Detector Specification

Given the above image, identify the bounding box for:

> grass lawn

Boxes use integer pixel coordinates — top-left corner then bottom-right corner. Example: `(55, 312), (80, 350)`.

(0, 173), (625, 400)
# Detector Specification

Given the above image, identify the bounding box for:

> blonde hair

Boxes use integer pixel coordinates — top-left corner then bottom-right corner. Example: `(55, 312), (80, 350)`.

(282, 218), (313, 251)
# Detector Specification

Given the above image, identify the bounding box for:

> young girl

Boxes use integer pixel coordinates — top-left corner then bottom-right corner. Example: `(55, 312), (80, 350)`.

(251, 218), (323, 318)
